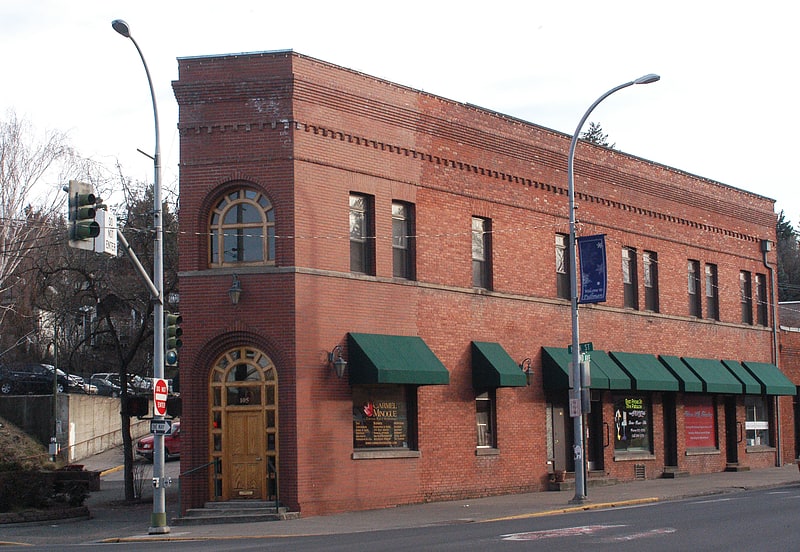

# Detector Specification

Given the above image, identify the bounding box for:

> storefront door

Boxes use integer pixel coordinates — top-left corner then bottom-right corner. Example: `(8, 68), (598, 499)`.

(725, 396), (739, 465)
(227, 411), (266, 499)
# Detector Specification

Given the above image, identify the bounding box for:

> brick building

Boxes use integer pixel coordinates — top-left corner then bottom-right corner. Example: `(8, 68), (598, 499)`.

(172, 50), (796, 516)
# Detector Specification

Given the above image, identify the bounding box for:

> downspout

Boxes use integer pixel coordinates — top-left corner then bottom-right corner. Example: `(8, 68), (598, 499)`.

(762, 239), (781, 466)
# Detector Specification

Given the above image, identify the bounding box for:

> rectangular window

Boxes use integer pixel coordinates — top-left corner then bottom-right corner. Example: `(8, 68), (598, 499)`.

(643, 251), (659, 312)
(688, 260), (702, 317)
(472, 217), (492, 289)
(745, 396), (770, 447)
(705, 263), (719, 320)
(476, 390), (497, 448)
(622, 247), (639, 309)
(392, 202), (415, 280)
(350, 193), (375, 275)
(683, 395), (717, 449)
(755, 273), (768, 326)
(613, 395), (651, 453)
(555, 233), (570, 299)
(740, 271), (753, 325)
(353, 385), (416, 450)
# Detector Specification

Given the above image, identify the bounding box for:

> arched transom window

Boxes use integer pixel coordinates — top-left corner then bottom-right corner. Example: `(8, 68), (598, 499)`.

(209, 188), (275, 267)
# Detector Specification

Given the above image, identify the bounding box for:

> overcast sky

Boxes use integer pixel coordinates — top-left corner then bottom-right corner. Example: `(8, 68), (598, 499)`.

(2, 1), (798, 227)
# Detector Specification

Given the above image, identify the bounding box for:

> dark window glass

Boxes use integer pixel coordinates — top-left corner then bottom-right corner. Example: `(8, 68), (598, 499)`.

(755, 274), (768, 326)
(476, 390), (497, 448)
(688, 260), (702, 317)
(740, 271), (753, 325)
(472, 217), (492, 289)
(705, 263), (719, 321)
(350, 194), (375, 275)
(392, 202), (415, 279)
(556, 233), (570, 299)
(622, 247), (639, 310)
(643, 251), (659, 312)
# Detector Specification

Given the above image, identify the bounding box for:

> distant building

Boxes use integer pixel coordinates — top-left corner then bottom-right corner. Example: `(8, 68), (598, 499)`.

(173, 51), (795, 517)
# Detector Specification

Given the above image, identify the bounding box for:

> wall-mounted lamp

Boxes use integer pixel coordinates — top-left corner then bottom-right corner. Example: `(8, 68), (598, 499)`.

(519, 358), (533, 386)
(228, 274), (242, 305)
(328, 345), (347, 378)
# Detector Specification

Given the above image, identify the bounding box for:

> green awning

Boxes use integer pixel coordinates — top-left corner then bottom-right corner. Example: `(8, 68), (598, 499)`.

(471, 342), (527, 388)
(721, 360), (762, 394)
(682, 357), (743, 394)
(742, 361), (797, 396)
(542, 347), (631, 390)
(658, 355), (704, 393)
(609, 352), (680, 392)
(347, 333), (450, 385)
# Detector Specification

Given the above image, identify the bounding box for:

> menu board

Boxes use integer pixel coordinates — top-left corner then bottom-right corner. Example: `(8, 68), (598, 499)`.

(684, 395), (716, 448)
(613, 396), (650, 451)
(353, 386), (409, 449)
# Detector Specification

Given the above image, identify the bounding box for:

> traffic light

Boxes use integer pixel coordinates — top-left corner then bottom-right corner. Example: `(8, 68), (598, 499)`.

(166, 396), (182, 418)
(128, 395), (150, 418)
(67, 180), (100, 250)
(165, 312), (182, 366)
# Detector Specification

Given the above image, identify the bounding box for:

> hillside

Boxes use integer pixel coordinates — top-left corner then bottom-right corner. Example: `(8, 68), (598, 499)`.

(0, 416), (52, 470)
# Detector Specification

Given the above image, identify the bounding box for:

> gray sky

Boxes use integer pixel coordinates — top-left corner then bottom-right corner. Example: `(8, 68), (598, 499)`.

(2, 0), (798, 227)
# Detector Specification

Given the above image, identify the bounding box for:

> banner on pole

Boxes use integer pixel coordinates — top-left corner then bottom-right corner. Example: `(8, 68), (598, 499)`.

(578, 234), (607, 303)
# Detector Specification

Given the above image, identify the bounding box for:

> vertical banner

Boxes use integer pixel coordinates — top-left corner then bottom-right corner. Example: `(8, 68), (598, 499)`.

(577, 234), (607, 303)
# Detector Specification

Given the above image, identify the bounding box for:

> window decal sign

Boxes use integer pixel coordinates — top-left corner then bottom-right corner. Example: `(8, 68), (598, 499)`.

(578, 234), (607, 303)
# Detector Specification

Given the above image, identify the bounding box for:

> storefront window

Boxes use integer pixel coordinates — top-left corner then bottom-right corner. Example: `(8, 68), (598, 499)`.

(613, 395), (651, 453)
(684, 395), (717, 449)
(745, 396), (770, 446)
(353, 385), (415, 449)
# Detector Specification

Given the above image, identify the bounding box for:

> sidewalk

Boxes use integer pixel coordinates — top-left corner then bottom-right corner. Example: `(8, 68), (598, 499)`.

(3, 448), (800, 545)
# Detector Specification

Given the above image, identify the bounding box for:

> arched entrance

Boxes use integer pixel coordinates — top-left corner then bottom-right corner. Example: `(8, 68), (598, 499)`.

(209, 346), (278, 501)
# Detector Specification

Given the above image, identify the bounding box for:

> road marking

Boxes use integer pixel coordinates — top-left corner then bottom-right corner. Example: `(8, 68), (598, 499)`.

(692, 497), (735, 504)
(502, 524), (625, 541)
(601, 528), (677, 542)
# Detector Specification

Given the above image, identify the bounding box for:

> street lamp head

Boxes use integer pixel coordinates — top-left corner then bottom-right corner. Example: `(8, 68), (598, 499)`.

(111, 19), (131, 38)
(634, 73), (661, 85)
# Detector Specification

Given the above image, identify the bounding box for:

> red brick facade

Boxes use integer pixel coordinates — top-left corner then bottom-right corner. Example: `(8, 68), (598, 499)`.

(173, 51), (795, 516)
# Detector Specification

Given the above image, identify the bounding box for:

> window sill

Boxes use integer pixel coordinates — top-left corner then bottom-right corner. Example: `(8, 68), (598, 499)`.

(685, 448), (720, 456)
(352, 449), (421, 460)
(613, 452), (656, 462)
(475, 447), (499, 457)
(746, 445), (776, 454)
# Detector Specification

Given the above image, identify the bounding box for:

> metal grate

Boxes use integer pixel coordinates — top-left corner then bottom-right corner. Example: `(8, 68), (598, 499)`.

(634, 464), (646, 480)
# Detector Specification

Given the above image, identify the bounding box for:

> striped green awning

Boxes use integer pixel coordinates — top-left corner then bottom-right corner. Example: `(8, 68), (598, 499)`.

(347, 333), (450, 385)
(659, 355), (704, 393)
(742, 361), (797, 395)
(542, 347), (631, 390)
(609, 352), (680, 392)
(682, 357), (742, 394)
(471, 342), (527, 388)
(721, 360), (762, 394)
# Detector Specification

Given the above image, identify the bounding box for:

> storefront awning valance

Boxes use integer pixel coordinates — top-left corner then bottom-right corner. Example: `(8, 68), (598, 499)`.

(608, 352), (680, 392)
(347, 333), (450, 385)
(659, 355), (704, 393)
(742, 361), (797, 396)
(682, 357), (742, 394)
(542, 347), (631, 390)
(471, 342), (527, 388)
(721, 360), (762, 394)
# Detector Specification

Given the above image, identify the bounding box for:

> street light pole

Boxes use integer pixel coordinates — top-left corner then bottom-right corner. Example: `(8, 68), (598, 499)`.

(567, 73), (659, 504)
(111, 19), (169, 534)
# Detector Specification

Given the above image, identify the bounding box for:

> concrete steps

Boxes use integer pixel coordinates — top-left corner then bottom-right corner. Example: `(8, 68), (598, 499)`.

(172, 500), (300, 526)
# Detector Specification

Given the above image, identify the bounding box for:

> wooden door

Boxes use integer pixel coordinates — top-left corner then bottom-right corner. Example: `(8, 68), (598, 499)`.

(226, 411), (266, 499)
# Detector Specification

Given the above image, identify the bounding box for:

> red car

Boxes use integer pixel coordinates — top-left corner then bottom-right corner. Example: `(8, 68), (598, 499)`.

(135, 422), (181, 461)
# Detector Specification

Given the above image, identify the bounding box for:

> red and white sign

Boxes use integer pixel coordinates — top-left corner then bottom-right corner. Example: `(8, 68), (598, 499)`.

(153, 378), (168, 416)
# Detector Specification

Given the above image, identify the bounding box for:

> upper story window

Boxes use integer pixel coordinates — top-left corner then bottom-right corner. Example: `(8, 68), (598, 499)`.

(471, 217), (492, 289)
(350, 193), (375, 275)
(622, 247), (639, 310)
(755, 273), (768, 326)
(392, 202), (415, 280)
(740, 270), (753, 325)
(643, 251), (659, 312)
(705, 263), (720, 321)
(209, 188), (275, 267)
(688, 260), (702, 317)
(555, 233), (570, 299)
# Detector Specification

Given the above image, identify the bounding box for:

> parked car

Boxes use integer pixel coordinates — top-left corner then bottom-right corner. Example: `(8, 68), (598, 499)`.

(90, 372), (148, 394)
(136, 421), (181, 461)
(43, 365), (94, 394)
(0, 363), (72, 395)
(89, 374), (122, 398)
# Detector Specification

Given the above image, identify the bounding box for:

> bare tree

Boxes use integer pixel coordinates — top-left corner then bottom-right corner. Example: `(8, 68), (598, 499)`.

(0, 112), (76, 328)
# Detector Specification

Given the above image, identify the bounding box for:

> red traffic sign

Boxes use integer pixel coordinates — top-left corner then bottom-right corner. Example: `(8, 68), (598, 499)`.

(153, 378), (168, 416)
